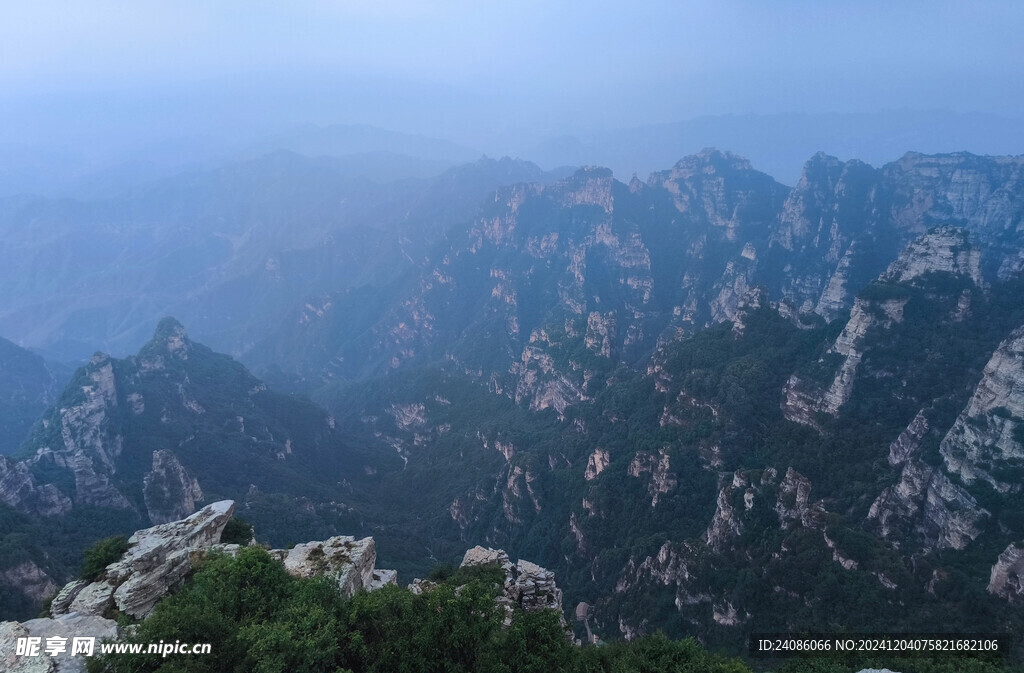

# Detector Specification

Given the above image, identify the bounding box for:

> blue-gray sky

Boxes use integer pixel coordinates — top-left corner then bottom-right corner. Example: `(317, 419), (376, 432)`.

(2, 1), (1023, 177)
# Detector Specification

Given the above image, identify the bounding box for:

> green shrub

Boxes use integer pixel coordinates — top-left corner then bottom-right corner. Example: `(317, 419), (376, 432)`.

(80, 535), (129, 581)
(220, 517), (255, 545)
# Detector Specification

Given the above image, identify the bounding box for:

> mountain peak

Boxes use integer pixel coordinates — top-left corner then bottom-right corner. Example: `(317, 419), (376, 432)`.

(147, 317), (190, 360)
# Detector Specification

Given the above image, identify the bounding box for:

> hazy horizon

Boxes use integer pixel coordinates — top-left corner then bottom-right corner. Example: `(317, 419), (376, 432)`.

(2, 1), (1024, 191)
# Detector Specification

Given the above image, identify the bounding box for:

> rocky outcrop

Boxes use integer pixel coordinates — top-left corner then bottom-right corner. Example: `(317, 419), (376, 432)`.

(868, 460), (988, 552)
(50, 500), (235, 620)
(881, 226), (983, 286)
(772, 154), (882, 320)
(882, 152), (1024, 282)
(269, 535), (393, 598)
(889, 410), (929, 467)
(705, 483), (743, 551)
(776, 468), (826, 530)
(43, 499), (397, 627)
(510, 342), (587, 416)
(457, 546), (563, 623)
(585, 312), (617, 358)
(730, 287), (767, 337)
(783, 295), (908, 426)
(584, 448), (609, 481)
(0, 613), (119, 673)
(939, 326), (1024, 492)
(0, 456), (72, 517)
(142, 450), (203, 525)
(987, 543), (1024, 603)
(1, 562), (57, 607)
(627, 449), (676, 507)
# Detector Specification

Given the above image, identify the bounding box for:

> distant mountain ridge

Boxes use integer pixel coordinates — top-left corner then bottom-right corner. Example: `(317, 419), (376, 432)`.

(255, 149), (1024, 391)
(0, 336), (69, 455)
(0, 153), (568, 361)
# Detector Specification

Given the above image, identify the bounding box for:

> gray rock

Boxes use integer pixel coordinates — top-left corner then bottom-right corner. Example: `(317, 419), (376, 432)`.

(48, 581), (88, 617)
(455, 546), (564, 626)
(881, 226), (983, 286)
(368, 569), (398, 590)
(1, 562), (58, 607)
(868, 459), (988, 551)
(940, 325), (1024, 493)
(988, 543), (1024, 602)
(52, 500), (235, 620)
(66, 580), (116, 617)
(142, 450), (203, 525)
(1, 613), (119, 673)
(275, 536), (382, 598)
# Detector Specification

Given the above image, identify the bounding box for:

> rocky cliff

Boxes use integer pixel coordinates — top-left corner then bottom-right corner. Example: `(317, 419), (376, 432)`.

(1, 500), (400, 671)
(939, 324), (1024, 493)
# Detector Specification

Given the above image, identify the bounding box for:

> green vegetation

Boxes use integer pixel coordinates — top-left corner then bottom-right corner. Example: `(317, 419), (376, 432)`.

(80, 535), (129, 581)
(87, 546), (752, 673)
(220, 517), (255, 545)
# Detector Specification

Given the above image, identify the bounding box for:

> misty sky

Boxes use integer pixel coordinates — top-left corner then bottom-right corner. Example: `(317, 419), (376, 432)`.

(2, 1), (1023, 160)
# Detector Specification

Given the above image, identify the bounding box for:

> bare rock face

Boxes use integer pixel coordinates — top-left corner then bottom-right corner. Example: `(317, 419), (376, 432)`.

(510, 343), (587, 417)
(939, 325), (1024, 493)
(0, 562), (58, 610)
(142, 450), (203, 525)
(988, 543), (1024, 602)
(1, 613), (119, 673)
(705, 483), (743, 552)
(454, 546), (564, 624)
(868, 459), (988, 552)
(772, 154), (881, 321)
(585, 312), (617, 358)
(584, 448), (610, 481)
(51, 500), (235, 620)
(881, 226), (983, 286)
(783, 295), (907, 426)
(730, 286), (767, 337)
(271, 536), (387, 598)
(627, 449), (676, 507)
(47, 580), (89, 616)
(776, 468), (826, 530)
(889, 411), (929, 467)
(0, 455), (73, 517)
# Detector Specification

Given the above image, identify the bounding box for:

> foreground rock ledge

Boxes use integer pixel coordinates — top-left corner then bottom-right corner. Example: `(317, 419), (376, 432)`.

(408, 545), (565, 627)
(0, 499), (402, 671)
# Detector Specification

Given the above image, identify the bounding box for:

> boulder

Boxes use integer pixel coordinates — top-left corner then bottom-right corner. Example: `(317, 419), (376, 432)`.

(52, 500), (235, 620)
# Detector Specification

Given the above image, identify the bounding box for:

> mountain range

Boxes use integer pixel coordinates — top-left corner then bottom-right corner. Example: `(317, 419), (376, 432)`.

(1, 148), (1023, 659)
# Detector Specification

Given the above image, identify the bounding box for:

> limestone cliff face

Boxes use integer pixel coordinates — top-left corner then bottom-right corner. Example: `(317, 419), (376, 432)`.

(988, 543), (1024, 603)
(510, 329), (589, 417)
(0, 455), (72, 516)
(881, 226), (983, 286)
(782, 226), (989, 429)
(939, 325), (1024, 492)
(772, 154), (886, 320)
(0, 562), (57, 607)
(627, 449), (676, 508)
(882, 152), (1024, 281)
(868, 413), (989, 552)
(143, 449), (203, 525)
(783, 296), (907, 426)
(615, 467), (845, 638)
